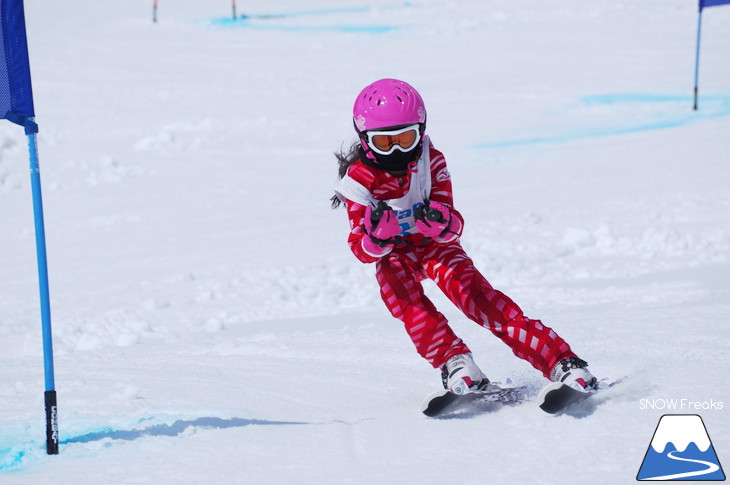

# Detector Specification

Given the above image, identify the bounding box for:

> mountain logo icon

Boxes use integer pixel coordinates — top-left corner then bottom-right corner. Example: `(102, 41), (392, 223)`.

(637, 414), (726, 481)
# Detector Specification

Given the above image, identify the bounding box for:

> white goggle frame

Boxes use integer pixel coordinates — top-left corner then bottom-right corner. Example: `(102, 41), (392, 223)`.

(365, 124), (421, 156)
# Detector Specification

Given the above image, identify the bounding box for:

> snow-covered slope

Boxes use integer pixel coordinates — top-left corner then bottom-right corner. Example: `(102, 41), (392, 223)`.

(1, 1), (728, 483)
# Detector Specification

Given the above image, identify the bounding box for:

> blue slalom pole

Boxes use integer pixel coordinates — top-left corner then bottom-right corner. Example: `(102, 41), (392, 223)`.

(26, 119), (59, 455)
(693, 6), (704, 111)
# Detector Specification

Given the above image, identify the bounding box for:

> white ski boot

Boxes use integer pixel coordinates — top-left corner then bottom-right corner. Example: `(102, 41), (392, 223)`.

(550, 357), (598, 391)
(441, 353), (489, 395)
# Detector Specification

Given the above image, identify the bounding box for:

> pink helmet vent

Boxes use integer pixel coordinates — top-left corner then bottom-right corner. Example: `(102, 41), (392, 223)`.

(353, 79), (426, 132)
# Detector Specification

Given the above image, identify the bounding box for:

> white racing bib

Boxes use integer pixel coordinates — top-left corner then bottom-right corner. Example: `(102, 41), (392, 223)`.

(336, 137), (433, 236)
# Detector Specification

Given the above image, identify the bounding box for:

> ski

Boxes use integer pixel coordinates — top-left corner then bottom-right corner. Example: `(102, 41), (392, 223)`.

(537, 382), (593, 414)
(424, 378), (619, 417)
(422, 384), (530, 417)
(537, 378), (620, 414)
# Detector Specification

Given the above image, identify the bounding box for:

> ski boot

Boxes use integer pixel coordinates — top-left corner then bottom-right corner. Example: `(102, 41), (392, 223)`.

(441, 353), (489, 395)
(550, 356), (598, 391)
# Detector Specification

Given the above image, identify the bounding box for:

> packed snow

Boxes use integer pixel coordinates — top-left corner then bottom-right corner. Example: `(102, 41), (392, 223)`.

(1, 0), (728, 483)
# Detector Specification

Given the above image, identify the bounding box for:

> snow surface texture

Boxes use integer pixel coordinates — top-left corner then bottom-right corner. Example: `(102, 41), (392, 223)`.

(1, 0), (728, 483)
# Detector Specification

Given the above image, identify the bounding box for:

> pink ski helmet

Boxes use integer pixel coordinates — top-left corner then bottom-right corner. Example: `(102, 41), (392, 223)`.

(353, 78), (426, 133)
(352, 79), (427, 169)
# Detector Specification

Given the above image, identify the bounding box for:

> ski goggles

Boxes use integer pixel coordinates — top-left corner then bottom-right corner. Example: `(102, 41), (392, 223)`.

(366, 124), (421, 156)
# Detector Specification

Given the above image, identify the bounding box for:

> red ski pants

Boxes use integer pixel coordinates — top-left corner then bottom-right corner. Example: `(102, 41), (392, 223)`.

(375, 242), (575, 377)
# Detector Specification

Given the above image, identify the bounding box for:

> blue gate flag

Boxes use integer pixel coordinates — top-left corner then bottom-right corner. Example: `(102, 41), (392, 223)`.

(700, 0), (730, 9)
(0, 0), (58, 455)
(0, 0), (37, 133)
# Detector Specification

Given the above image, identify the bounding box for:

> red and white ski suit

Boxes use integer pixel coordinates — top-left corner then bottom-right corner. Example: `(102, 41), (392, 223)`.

(335, 138), (576, 377)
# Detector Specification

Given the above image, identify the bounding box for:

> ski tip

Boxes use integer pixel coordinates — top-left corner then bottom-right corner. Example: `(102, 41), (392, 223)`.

(421, 389), (451, 416)
(537, 382), (593, 414)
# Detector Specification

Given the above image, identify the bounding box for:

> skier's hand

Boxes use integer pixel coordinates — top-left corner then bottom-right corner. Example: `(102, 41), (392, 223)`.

(415, 200), (460, 242)
(364, 202), (401, 241)
(362, 202), (401, 257)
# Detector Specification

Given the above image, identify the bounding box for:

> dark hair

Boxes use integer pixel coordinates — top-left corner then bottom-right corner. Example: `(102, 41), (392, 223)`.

(330, 141), (362, 209)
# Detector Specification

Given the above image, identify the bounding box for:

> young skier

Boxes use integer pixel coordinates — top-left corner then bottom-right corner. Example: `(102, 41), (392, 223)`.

(332, 78), (597, 396)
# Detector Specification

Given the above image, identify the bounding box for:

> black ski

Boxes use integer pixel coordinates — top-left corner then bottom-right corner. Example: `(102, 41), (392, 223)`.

(537, 382), (594, 414)
(422, 385), (529, 417)
(538, 378), (622, 414)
